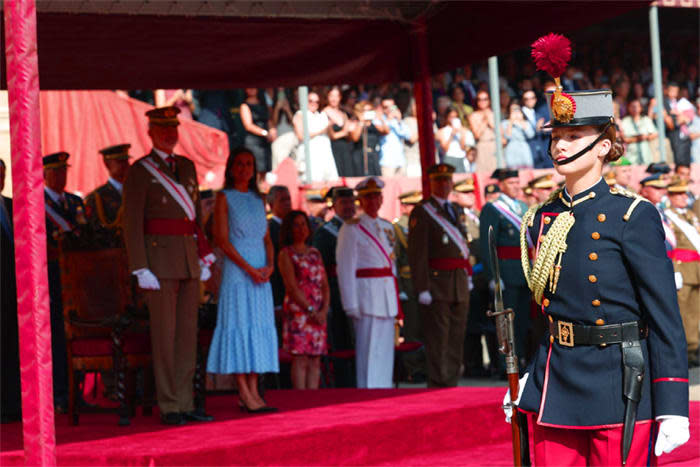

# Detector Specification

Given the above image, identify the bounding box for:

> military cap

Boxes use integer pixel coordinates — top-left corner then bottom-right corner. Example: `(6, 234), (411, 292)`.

(603, 170), (617, 186)
(454, 177), (475, 193)
(325, 186), (354, 202)
(355, 176), (384, 196)
(491, 168), (519, 181)
(99, 143), (131, 161)
(43, 151), (70, 169)
(427, 163), (456, 179)
(544, 89), (614, 128)
(398, 190), (422, 205)
(305, 189), (327, 203)
(485, 183), (501, 194)
(523, 186), (534, 196)
(145, 106), (181, 126)
(639, 174), (668, 189)
(667, 176), (689, 194)
(609, 156), (631, 167)
(646, 162), (671, 174)
(529, 173), (556, 189)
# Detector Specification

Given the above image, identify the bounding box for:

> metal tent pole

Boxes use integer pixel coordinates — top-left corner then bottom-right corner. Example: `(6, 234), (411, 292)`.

(489, 56), (504, 169)
(298, 86), (312, 183)
(649, 5), (668, 163)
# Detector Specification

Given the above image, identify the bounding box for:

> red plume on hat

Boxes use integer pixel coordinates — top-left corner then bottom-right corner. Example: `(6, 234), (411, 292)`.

(531, 33), (571, 78)
(531, 33), (575, 123)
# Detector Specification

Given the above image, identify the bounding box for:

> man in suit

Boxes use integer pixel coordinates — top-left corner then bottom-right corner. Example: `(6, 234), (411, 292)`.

(123, 106), (214, 425)
(393, 190), (426, 383)
(266, 185), (291, 342)
(84, 144), (132, 244)
(43, 151), (87, 412)
(336, 177), (401, 388)
(408, 164), (471, 387)
(1, 159), (21, 422)
(479, 168), (532, 366)
(312, 186), (357, 387)
(664, 177), (700, 367)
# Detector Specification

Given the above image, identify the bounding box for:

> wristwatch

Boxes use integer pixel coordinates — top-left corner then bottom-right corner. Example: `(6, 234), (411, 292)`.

(307, 305), (314, 313)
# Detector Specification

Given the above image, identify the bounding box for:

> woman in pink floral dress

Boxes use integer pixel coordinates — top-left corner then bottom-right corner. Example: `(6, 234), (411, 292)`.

(278, 210), (330, 389)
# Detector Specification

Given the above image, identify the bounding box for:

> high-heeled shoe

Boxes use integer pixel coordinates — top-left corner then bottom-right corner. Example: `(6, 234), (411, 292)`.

(238, 399), (275, 414)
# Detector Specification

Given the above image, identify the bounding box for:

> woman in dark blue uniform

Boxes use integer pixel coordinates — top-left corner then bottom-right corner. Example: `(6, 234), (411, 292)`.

(507, 35), (690, 466)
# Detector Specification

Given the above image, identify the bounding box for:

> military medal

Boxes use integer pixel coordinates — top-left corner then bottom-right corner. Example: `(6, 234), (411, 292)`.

(442, 233), (448, 245)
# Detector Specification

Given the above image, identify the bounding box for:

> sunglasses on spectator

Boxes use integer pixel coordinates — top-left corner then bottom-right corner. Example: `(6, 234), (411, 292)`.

(309, 99), (319, 103)
(477, 97), (490, 101)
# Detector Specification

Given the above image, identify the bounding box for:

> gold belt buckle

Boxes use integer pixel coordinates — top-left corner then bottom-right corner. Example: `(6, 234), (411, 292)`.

(557, 321), (574, 347)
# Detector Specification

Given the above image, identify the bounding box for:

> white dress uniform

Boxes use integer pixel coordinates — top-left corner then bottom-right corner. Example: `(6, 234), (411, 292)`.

(336, 212), (400, 388)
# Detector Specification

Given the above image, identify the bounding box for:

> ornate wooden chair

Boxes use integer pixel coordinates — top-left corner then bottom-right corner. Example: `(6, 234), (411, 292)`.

(59, 245), (152, 425)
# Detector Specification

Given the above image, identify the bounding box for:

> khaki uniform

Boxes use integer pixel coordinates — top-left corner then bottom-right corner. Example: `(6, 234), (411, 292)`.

(408, 197), (470, 387)
(123, 150), (203, 414)
(666, 207), (700, 356)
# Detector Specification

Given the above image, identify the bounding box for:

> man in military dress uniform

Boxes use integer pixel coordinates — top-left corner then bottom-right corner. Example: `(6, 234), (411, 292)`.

(664, 177), (700, 367)
(640, 173), (675, 252)
(43, 151), (87, 412)
(336, 177), (401, 388)
(393, 190), (426, 382)
(311, 186), (357, 387)
(479, 168), (532, 365)
(84, 144), (132, 243)
(529, 173), (556, 204)
(123, 106), (214, 425)
(408, 164), (471, 387)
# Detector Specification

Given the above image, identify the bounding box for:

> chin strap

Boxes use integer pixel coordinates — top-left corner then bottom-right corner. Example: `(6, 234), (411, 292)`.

(548, 121), (612, 166)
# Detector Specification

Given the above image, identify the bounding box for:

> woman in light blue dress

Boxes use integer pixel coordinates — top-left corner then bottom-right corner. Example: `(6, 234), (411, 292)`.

(501, 102), (535, 168)
(207, 146), (279, 413)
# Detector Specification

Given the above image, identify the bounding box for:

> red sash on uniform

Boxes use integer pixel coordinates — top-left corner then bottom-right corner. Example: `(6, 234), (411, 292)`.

(668, 248), (700, 262)
(497, 246), (534, 260)
(356, 267), (393, 278)
(428, 258), (473, 275)
(144, 218), (214, 265)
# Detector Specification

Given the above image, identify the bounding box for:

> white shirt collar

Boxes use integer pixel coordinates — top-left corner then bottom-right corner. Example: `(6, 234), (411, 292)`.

(271, 215), (282, 224)
(431, 194), (448, 205)
(152, 147), (171, 162)
(108, 177), (123, 194)
(44, 186), (63, 204)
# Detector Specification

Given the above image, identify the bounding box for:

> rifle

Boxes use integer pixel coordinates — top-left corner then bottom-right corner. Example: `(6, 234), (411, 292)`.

(487, 226), (530, 467)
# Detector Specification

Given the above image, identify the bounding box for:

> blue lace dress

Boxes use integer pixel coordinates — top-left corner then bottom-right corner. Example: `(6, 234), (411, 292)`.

(206, 189), (279, 374)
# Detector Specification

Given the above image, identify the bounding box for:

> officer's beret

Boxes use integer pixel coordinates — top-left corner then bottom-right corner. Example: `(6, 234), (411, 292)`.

(398, 190), (422, 204)
(355, 176), (384, 196)
(646, 162), (671, 174)
(427, 163), (456, 179)
(146, 106), (181, 126)
(99, 143), (131, 161)
(667, 176), (689, 194)
(639, 174), (668, 189)
(43, 151), (70, 169)
(326, 186), (354, 202)
(485, 183), (501, 194)
(529, 173), (555, 189)
(454, 177), (475, 193)
(491, 168), (518, 181)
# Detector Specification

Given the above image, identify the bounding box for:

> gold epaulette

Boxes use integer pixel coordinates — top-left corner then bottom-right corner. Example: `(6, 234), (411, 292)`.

(610, 186), (650, 221)
(346, 217), (360, 225)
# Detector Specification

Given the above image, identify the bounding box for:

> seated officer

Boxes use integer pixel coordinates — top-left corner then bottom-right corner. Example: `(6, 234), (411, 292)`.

(43, 151), (86, 413)
(84, 144), (132, 243)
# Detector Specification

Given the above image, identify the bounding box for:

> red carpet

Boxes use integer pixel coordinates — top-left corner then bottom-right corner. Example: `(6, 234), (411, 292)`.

(1, 388), (698, 466)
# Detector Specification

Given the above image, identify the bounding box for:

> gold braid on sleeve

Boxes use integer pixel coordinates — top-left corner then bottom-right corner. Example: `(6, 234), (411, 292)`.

(520, 188), (575, 305)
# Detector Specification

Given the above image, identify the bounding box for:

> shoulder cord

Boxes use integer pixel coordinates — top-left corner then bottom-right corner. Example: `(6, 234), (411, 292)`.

(94, 191), (123, 230)
(520, 188), (576, 304)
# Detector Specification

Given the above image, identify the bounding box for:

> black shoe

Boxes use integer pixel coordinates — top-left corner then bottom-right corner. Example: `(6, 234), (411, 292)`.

(182, 410), (214, 422)
(161, 412), (185, 426)
(238, 399), (276, 414)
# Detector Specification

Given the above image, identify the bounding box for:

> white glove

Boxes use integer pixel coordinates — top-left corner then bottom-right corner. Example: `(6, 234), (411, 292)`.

(468, 276), (474, 291)
(418, 290), (433, 306)
(200, 266), (212, 282)
(133, 268), (160, 290)
(398, 291), (409, 301)
(503, 373), (529, 423)
(654, 416), (690, 457)
(674, 272), (683, 290)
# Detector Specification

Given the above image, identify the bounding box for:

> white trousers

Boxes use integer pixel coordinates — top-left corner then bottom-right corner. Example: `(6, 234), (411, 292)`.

(354, 316), (395, 388)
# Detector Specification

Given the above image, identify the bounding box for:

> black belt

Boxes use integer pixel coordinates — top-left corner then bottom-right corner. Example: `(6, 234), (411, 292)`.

(548, 319), (648, 347)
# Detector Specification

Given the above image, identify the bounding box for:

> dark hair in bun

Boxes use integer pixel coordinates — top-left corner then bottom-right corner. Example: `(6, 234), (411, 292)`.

(599, 123), (624, 163)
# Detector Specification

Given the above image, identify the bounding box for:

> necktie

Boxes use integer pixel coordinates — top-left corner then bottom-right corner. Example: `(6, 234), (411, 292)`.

(445, 202), (455, 222)
(166, 155), (176, 174)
